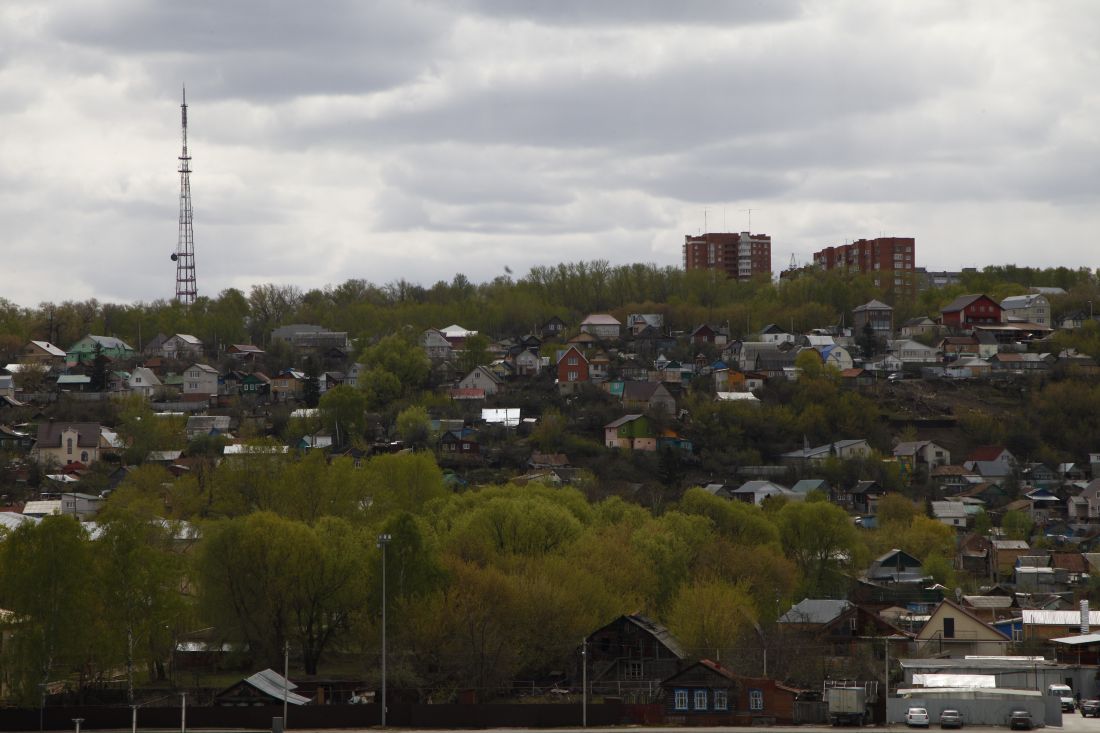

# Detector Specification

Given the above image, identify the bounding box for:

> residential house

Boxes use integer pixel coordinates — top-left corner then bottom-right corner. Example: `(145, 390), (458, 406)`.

(691, 324), (728, 346)
(758, 324), (796, 344)
(319, 371), (345, 393)
(730, 480), (800, 505)
(57, 374), (92, 392)
(1001, 294), (1050, 328)
(580, 314), (622, 341)
(421, 329), (455, 362)
(914, 599), (1011, 657)
(852, 299), (894, 337)
(957, 533), (994, 577)
(186, 415), (232, 440)
(932, 465), (974, 493)
(899, 316), (938, 339)
(627, 313), (663, 336)
(161, 334), (204, 360)
(1014, 556), (1064, 593)
(66, 334), (136, 365)
(127, 366), (162, 398)
(182, 363), (219, 400)
(227, 344), (265, 361)
(270, 369), (307, 401)
(939, 335), (980, 360)
(849, 480), (886, 515)
(540, 316), (566, 340)
(622, 381), (676, 415)
(239, 372), (271, 396)
(31, 422), (113, 467)
(989, 353), (1052, 373)
(271, 324), (350, 352)
(815, 344), (854, 371)
(893, 441), (951, 480)
(660, 660), (739, 725)
(790, 478), (830, 497)
(1021, 609), (1100, 643)
(586, 614), (687, 703)
(661, 661), (802, 726)
(964, 446), (1016, 481)
(511, 349), (542, 377)
(604, 414), (656, 451)
(931, 501), (968, 529)
(142, 333), (169, 356)
(889, 339), (940, 364)
(0, 375), (12, 399)
(0, 424), (34, 453)
(556, 346), (589, 391)
(867, 549), (927, 584)
(588, 351), (611, 381)
(21, 340), (67, 366)
(781, 439), (872, 465)
(840, 368), (875, 389)
(458, 366), (504, 397)
(991, 539), (1031, 580)
(940, 294), (1004, 330)
(440, 429), (480, 456)
(1070, 480), (1100, 522)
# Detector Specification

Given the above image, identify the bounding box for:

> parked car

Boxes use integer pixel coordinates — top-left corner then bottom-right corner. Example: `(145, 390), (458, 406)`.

(1081, 699), (1100, 717)
(940, 709), (963, 728)
(1008, 710), (1033, 730)
(907, 707), (930, 727)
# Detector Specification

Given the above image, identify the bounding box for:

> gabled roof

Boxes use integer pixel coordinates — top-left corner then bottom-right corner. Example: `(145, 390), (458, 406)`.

(917, 598), (1011, 641)
(28, 340), (66, 357)
(35, 422), (102, 448)
(622, 381), (664, 402)
(966, 445), (1011, 462)
(605, 414), (645, 429)
(580, 314), (621, 326)
(185, 363), (219, 375)
(941, 294), (1000, 313)
(778, 598), (853, 625)
(853, 299), (893, 312)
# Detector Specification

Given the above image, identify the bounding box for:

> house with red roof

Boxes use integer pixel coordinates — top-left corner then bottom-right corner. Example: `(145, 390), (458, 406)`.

(940, 294), (1003, 329)
(963, 446), (1015, 480)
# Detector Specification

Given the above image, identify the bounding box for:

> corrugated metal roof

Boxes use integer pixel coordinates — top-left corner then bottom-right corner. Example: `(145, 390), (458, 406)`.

(1051, 633), (1100, 646)
(912, 674), (996, 688)
(1022, 610), (1100, 626)
(778, 599), (852, 625)
(245, 669), (311, 705)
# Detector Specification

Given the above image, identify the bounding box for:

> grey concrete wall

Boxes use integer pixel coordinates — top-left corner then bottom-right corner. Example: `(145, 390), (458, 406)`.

(887, 696), (1062, 727)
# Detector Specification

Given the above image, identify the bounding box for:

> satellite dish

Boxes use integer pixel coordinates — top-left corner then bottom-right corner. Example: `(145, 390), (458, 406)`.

(170, 253), (178, 261)
(954, 587), (963, 602)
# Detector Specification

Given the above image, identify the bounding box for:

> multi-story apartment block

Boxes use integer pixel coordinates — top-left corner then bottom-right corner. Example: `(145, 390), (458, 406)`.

(812, 237), (917, 297)
(683, 232), (772, 280)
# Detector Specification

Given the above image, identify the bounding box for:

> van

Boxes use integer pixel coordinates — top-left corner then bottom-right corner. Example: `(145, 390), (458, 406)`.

(1049, 684), (1075, 712)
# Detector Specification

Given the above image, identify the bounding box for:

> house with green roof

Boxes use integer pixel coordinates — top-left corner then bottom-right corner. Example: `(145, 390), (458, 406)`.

(66, 334), (136, 365)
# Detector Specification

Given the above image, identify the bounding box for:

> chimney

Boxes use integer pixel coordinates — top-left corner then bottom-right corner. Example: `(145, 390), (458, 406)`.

(1081, 599), (1090, 635)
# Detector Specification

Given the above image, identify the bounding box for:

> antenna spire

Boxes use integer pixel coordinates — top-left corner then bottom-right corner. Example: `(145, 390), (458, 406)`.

(173, 85), (197, 305)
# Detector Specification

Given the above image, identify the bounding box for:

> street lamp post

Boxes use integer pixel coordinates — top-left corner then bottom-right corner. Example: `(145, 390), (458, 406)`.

(377, 533), (392, 728)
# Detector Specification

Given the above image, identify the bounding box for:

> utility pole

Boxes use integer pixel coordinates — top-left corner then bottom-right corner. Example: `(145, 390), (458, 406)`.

(377, 533), (392, 727)
(284, 640), (290, 729)
(581, 638), (588, 728)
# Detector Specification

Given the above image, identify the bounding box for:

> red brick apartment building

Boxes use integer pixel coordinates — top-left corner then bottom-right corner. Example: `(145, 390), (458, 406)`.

(813, 236), (917, 297)
(684, 232), (772, 280)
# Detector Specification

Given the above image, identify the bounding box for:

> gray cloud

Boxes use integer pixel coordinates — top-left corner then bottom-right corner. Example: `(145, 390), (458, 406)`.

(1, 0), (1098, 307)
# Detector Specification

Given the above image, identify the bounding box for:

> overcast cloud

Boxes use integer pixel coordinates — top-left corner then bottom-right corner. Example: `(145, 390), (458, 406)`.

(1, 0), (1098, 306)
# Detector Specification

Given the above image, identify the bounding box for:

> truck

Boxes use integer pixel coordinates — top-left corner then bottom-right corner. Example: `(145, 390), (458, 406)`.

(826, 686), (868, 726)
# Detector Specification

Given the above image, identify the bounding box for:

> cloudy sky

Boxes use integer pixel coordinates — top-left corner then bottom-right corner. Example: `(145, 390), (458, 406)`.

(2, 1), (1098, 306)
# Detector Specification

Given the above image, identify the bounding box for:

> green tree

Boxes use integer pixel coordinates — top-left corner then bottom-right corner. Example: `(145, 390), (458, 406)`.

(667, 580), (758, 660)
(1003, 509), (1034, 541)
(396, 405), (432, 449)
(0, 516), (97, 702)
(776, 501), (862, 597)
(96, 512), (186, 700)
(319, 384), (370, 447)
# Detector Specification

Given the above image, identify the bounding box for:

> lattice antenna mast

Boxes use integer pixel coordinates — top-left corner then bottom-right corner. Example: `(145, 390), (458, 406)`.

(173, 85), (197, 304)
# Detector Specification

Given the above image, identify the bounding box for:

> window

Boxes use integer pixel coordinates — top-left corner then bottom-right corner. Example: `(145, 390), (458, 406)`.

(713, 689), (728, 710)
(568, 370), (578, 382)
(694, 689), (708, 710)
(625, 660), (643, 680)
(675, 689), (688, 711)
(943, 617), (955, 638)
(66, 438), (73, 455)
(750, 689), (764, 711)
(80, 451), (89, 463)
(568, 356), (578, 365)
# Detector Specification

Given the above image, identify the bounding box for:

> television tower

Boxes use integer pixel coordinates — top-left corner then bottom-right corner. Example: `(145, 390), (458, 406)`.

(172, 85), (197, 304)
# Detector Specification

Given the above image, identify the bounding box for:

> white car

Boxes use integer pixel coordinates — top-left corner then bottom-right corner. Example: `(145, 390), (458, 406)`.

(907, 707), (930, 727)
